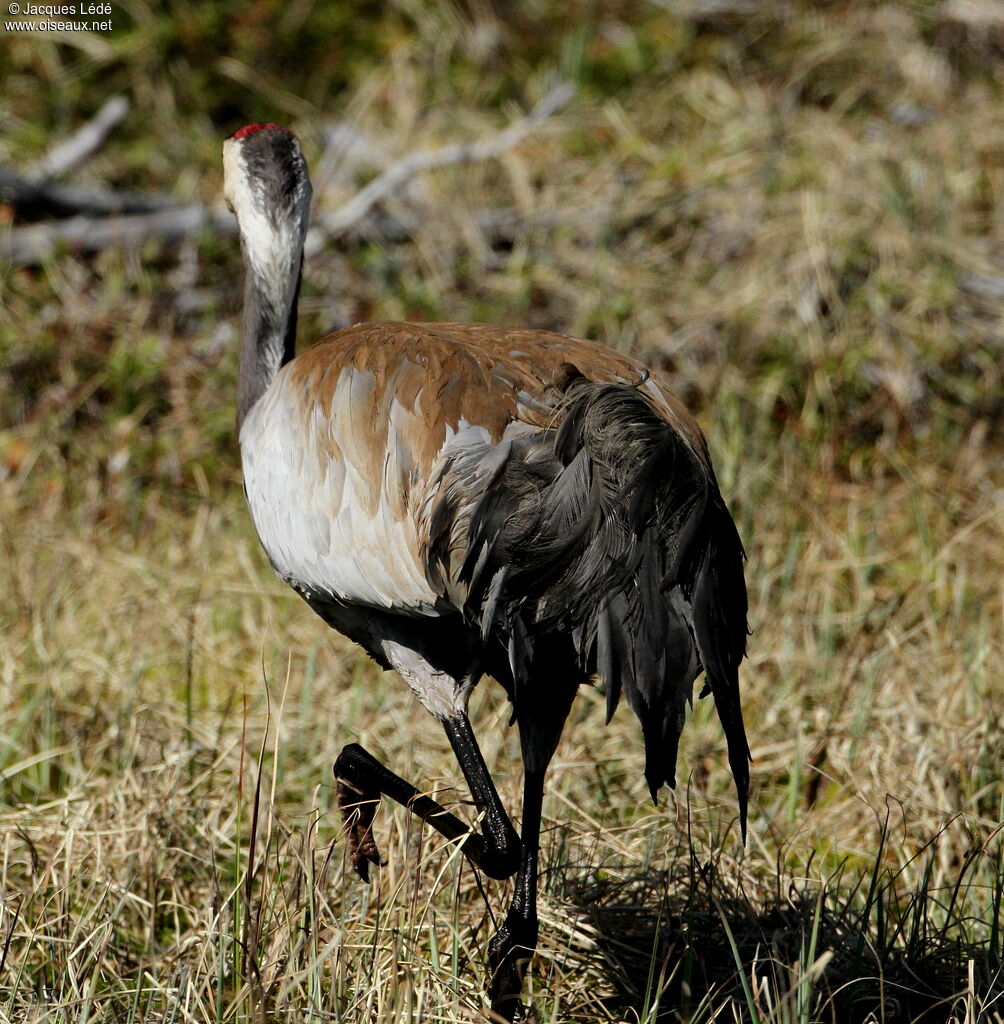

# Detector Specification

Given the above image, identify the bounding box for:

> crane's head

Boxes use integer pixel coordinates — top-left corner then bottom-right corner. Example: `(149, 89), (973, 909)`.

(223, 123), (312, 285)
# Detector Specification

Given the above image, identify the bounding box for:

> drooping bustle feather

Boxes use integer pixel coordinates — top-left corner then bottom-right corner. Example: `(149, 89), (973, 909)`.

(429, 365), (750, 829)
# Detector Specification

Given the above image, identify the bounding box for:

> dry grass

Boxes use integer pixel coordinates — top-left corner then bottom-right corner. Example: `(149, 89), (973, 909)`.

(2, 1), (1004, 1021)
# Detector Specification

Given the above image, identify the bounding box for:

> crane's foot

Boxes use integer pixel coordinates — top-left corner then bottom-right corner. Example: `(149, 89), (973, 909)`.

(335, 775), (382, 881)
(487, 912), (537, 1023)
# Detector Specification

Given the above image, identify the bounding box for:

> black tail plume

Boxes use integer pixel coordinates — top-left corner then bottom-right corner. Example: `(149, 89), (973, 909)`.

(438, 368), (750, 830)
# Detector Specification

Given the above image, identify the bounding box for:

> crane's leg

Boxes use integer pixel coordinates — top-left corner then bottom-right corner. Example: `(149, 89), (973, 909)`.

(488, 676), (579, 1022)
(334, 712), (521, 882)
(487, 766), (545, 1022)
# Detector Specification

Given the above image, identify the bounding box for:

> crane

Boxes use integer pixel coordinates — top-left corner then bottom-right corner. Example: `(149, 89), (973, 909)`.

(223, 121), (750, 1021)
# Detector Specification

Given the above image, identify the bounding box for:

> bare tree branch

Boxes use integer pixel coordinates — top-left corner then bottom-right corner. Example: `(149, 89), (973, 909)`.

(26, 96), (131, 182)
(1, 205), (236, 266)
(0, 167), (180, 219)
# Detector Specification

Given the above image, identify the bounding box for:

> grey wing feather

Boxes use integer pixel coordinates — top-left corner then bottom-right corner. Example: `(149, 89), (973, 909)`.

(426, 370), (750, 827)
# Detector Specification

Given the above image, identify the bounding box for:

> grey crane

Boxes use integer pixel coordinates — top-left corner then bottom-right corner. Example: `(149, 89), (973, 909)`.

(223, 121), (750, 1021)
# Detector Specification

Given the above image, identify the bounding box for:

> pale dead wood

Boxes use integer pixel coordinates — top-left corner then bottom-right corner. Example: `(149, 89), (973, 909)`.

(0, 167), (179, 219)
(25, 96), (130, 182)
(2, 205), (235, 265)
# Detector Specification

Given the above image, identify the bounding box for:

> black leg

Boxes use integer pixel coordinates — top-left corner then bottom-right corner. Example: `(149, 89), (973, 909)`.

(488, 768), (545, 1022)
(488, 668), (580, 1022)
(333, 712), (521, 882)
(442, 714), (521, 871)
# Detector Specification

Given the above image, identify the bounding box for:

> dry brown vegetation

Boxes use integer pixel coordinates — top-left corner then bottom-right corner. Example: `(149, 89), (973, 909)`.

(1, 1), (1004, 1021)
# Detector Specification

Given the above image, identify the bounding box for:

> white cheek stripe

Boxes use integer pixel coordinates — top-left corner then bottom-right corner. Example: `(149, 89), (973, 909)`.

(225, 139), (301, 316)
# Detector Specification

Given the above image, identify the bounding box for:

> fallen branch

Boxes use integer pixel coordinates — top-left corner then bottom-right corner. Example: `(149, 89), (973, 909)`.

(26, 95), (130, 182)
(2, 205), (235, 266)
(0, 167), (180, 219)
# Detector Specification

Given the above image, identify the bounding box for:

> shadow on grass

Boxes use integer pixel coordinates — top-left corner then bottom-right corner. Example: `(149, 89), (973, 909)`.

(562, 829), (1004, 1023)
